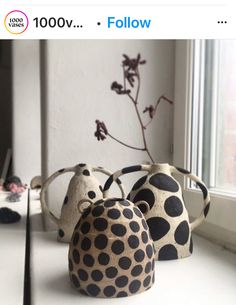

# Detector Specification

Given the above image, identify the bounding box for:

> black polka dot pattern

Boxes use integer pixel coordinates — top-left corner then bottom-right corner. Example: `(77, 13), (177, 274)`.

(112, 240), (124, 254)
(93, 218), (108, 231)
(123, 208), (133, 219)
(81, 237), (91, 251)
(105, 267), (118, 278)
(88, 191), (96, 199)
(108, 209), (121, 219)
(131, 265), (143, 277)
(104, 286), (116, 297)
(115, 276), (128, 288)
(133, 189), (155, 210)
(158, 244), (178, 260)
(58, 229), (64, 238)
(83, 254), (95, 267)
(111, 224), (127, 236)
(164, 196), (183, 217)
(68, 198), (155, 297)
(71, 274), (80, 288)
(92, 206), (104, 217)
(129, 221), (140, 232)
(72, 249), (80, 264)
(98, 252), (110, 265)
(94, 234), (108, 250)
(118, 257), (131, 270)
(174, 221), (189, 245)
(80, 222), (90, 234)
(91, 270), (103, 282)
(87, 284), (100, 296)
(104, 200), (116, 208)
(78, 269), (88, 281)
(147, 217), (170, 241)
(128, 235), (139, 249)
(83, 169), (90, 176)
(129, 280), (141, 294)
(149, 173), (179, 192)
(134, 249), (145, 262)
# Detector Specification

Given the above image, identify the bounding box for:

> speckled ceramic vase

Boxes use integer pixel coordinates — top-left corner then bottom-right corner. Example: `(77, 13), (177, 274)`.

(103, 163), (210, 260)
(40, 163), (125, 243)
(68, 197), (155, 298)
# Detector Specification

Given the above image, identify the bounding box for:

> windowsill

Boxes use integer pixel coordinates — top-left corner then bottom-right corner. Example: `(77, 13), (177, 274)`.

(31, 199), (236, 305)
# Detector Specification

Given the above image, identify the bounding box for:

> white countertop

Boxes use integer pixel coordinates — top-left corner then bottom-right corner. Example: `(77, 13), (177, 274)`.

(0, 191), (28, 305)
(31, 199), (236, 305)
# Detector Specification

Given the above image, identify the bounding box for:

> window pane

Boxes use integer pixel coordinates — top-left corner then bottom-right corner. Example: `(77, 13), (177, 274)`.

(215, 41), (236, 192)
(192, 40), (236, 194)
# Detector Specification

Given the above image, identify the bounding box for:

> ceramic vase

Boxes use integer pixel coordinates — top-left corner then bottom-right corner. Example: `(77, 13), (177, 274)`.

(40, 163), (125, 243)
(103, 163), (210, 260)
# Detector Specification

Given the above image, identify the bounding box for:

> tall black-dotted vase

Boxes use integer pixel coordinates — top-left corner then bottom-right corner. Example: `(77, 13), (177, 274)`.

(103, 163), (210, 260)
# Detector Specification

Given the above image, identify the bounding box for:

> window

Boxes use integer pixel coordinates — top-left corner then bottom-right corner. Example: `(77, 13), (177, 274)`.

(174, 41), (236, 250)
(191, 40), (236, 195)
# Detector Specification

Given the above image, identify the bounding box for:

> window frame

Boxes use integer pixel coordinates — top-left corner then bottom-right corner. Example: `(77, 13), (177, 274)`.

(173, 40), (236, 252)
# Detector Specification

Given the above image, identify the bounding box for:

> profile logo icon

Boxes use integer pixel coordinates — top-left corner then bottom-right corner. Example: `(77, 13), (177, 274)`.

(4, 10), (29, 34)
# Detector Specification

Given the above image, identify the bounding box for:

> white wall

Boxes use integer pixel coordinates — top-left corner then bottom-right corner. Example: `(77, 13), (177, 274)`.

(12, 41), (41, 183)
(41, 40), (175, 227)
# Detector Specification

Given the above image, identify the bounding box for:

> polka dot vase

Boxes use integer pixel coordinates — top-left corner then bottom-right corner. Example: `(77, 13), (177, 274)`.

(68, 198), (155, 298)
(103, 163), (210, 260)
(40, 163), (125, 243)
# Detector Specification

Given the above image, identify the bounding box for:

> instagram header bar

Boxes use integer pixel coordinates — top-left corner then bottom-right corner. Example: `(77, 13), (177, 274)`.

(0, 5), (235, 39)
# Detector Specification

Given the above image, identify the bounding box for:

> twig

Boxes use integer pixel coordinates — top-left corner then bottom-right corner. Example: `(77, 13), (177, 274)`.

(107, 133), (145, 151)
(144, 95), (173, 128)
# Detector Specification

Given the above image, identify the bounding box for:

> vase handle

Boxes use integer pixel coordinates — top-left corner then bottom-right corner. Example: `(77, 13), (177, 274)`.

(103, 164), (151, 199)
(40, 166), (76, 225)
(93, 166), (125, 198)
(170, 166), (211, 231)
